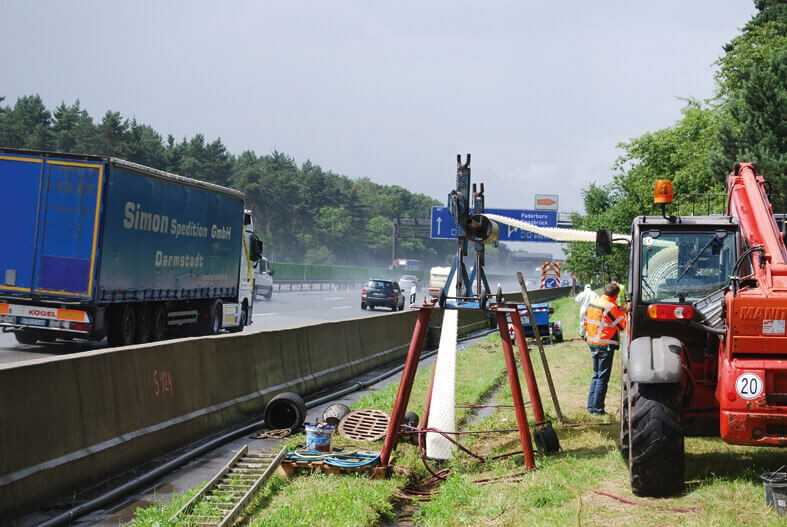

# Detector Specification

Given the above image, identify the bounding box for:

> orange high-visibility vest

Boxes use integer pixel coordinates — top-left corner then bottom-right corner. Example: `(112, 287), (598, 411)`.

(584, 295), (626, 346)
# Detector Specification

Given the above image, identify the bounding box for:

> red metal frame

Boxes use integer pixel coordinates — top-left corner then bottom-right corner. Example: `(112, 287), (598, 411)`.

(495, 311), (537, 469)
(380, 306), (433, 466)
(510, 309), (546, 425)
(380, 305), (538, 470)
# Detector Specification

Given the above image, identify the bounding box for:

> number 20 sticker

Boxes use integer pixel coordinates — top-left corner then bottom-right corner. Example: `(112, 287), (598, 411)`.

(736, 373), (764, 400)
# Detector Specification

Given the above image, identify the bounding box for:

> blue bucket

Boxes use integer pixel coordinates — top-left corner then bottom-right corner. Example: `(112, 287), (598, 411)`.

(305, 423), (335, 452)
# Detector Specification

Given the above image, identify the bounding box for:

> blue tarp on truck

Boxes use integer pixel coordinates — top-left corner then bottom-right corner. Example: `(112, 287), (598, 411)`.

(0, 149), (244, 303)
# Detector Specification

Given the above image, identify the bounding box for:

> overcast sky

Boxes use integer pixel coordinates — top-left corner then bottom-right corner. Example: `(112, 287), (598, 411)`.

(2, 1), (754, 215)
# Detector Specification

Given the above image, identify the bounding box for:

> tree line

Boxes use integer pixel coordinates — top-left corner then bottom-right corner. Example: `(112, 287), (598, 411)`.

(0, 96), (454, 266)
(567, 0), (787, 283)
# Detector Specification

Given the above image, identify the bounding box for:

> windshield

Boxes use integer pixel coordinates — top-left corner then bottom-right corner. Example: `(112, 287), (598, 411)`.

(640, 230), (735, 303)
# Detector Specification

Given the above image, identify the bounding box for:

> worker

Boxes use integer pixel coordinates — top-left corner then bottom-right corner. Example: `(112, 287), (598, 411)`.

(584, 282), (627, 415)
(574, 284), (597, 338)
(611, 276), (626, 307)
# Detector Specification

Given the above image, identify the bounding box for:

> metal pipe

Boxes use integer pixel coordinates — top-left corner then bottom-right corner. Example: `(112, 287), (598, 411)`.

(516, 272), (565, 423)
(495, 311), (536, 470)
(510, 309), (546, 425)
(379, 306), (433, 466)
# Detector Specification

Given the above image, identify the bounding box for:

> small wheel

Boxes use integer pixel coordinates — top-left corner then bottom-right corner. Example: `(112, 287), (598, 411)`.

(151, 304), (168, 341)
(534, 422), (561, 454)
(14, 330), (38, 345)
(369, 305), (375, 311)
(361, 302), (367, 310)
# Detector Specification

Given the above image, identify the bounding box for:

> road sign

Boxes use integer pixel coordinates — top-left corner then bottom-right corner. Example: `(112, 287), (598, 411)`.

(534, 194), (559, 211)
(543, 276), (560, 288)
(430, 207), (558, 242)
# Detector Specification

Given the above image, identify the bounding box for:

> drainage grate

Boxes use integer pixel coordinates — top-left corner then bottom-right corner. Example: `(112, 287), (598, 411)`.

(338, 409), (390, 441)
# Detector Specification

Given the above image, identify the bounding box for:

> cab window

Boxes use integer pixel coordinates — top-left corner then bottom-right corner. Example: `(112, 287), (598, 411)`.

(640, 230), (734, 303)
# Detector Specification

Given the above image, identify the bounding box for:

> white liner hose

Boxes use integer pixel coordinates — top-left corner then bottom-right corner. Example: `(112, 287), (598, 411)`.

(426, 275), (458, 460)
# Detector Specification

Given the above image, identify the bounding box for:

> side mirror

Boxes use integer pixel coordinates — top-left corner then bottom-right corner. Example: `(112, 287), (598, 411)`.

(250, 235), (263, 261)
(596, 229), (612, 256)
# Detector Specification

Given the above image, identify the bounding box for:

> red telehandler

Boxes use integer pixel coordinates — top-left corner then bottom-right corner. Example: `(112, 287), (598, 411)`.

(597, 163), (787, 496)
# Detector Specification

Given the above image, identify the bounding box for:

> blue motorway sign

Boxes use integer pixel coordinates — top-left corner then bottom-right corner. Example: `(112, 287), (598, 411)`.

(430, 207), (558, 242)
(543, 276), (560, 288)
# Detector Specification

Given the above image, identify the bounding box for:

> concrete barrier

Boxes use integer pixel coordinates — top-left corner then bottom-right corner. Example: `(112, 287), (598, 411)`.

(0, 287), (571, 518)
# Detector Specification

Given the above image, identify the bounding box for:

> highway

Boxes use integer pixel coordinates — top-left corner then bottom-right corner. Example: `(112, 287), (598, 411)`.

(0, 288), (412, 365)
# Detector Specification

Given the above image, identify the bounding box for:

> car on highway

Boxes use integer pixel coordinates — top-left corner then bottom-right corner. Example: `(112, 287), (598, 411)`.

(361, 279), (406, 311)
(254, 257), (274, 300)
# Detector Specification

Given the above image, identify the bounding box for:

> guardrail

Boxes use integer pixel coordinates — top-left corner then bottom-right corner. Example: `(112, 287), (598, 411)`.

(0, 287), (571, 519)
(273, 279), (366, 292)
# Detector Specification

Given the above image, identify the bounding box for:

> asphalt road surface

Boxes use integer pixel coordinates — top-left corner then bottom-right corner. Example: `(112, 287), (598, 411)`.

(0, 288), (417, 365)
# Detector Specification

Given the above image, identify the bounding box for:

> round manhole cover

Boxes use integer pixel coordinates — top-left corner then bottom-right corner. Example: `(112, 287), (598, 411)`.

(338, 409), (390, 441)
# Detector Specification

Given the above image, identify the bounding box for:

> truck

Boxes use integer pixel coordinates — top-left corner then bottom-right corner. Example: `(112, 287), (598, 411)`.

(597, 164), (787, 497)
(0, 148), (263, 347)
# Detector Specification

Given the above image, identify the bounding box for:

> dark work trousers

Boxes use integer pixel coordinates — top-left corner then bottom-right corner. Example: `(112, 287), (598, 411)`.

(587, 344), (615, 413)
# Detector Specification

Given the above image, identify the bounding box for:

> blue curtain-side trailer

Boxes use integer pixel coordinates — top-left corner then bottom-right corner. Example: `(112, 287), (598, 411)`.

(0, 148), (261, 347)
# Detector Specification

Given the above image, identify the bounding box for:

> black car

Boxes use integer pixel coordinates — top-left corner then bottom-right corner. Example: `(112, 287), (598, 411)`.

(361, 279), (405, 311)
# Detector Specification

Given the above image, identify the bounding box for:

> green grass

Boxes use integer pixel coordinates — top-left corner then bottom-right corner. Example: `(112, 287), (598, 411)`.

(127, 486), (200, 527)
(411, 296), (787, 527)
(132, 295), (787, 526)
(247, 332), (510, 526)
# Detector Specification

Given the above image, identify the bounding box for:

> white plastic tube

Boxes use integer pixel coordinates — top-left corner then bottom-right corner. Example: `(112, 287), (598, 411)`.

(426, 276), (458, 460)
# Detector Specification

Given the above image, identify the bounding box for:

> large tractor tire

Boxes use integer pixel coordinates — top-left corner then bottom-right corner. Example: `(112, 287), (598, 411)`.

(619, 374), (630, 460)
(628, 382), (685, 497)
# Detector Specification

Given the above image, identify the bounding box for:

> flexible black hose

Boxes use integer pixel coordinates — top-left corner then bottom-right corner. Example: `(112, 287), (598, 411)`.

(36, 418), (267, 527)
(37, 327), (495, 526)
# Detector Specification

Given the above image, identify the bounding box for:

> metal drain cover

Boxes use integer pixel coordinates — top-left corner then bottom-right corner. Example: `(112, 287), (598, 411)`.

(338, 409), (390, 441)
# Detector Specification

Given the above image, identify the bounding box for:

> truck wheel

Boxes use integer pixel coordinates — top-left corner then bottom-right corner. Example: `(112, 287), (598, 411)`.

(227, 303), (248, 333)
(135, 304), (151, 344)
(15, 330), (38, 345)
(629, 382), (684, 497)
(264, 289), (272, 300)
(201, 300), (222, 335)
(108, 304), (136, 347)
(151, 304), (167, 342)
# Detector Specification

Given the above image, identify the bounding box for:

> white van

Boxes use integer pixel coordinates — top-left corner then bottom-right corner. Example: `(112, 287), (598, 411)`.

(254, 257), (274, 300)
(427, 266), (451, 298)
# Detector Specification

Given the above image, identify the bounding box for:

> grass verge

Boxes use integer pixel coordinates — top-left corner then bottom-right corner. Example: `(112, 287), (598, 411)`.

(414, 295), (787, 527)
(249, 333), (508, 527)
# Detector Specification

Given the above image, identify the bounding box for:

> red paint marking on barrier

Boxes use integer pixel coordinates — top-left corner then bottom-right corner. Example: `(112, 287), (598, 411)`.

(153, 369), (174, 397)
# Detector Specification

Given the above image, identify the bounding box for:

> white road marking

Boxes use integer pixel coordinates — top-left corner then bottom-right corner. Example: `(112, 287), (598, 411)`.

(254, 312), (278, 317)
(324, 296), (344, 301)
(332, 305), (353, 310)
